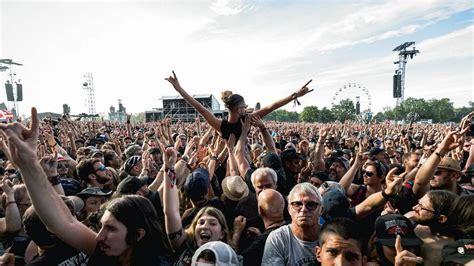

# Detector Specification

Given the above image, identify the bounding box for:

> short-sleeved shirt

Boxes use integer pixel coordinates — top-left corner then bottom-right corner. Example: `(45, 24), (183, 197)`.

(262, 224), (319, 266)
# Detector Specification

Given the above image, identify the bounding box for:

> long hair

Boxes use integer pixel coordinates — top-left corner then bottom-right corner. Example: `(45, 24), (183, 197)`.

(105, 195), (168, 264)
(185, 206), (230, 247)
(448, 194), (474, 239)
(426, 190), (459, 237)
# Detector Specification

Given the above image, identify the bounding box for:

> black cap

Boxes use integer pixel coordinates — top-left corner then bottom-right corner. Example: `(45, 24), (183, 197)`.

(184, 168), (210, 201)
(322, 189), (350, 221)
(375, 214), (422, 247)
(441, 239), (474, 265)
(116, 176), (148, 195)
(369, 147), (385, 158)
(280, 149), (304, 161)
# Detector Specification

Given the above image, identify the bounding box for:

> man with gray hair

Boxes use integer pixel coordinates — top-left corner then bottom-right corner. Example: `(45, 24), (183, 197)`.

(262, 182), (322, 265)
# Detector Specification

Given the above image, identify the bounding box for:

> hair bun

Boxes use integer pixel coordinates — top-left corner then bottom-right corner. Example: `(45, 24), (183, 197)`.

(221, 90), (233, 103)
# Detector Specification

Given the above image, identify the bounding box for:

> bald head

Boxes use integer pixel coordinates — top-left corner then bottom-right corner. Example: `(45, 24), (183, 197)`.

(258, 189), (285, 219)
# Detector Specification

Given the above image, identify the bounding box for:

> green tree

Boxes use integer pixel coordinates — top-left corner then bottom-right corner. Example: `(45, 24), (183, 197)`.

(331, 99), (355, 122)
(318, 107), (335, 123)
(264, 109), (299, 122)
(300, 106), (319, 122)
(428, 98), (455, 123)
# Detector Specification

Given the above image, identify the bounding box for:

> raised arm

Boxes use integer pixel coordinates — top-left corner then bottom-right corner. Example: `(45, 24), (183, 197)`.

(339, 152), (366, 196)
(0, 108), (97, 255)
(234, 116), (251, 178)
(226, 134), (239, 176)
(413, 129), (467, 197)
(166, 71), (222, 132)
(161, 146), (187, 251)
(0, 180), (21, 234)
(312, 127), (329, 172)
(250, 115), (277, 154)
(355, 168), (403, 219)
(253, 79), (313, 119)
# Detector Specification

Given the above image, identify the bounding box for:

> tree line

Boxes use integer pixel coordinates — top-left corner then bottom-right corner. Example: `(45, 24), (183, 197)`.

(263, 98), (473, 123)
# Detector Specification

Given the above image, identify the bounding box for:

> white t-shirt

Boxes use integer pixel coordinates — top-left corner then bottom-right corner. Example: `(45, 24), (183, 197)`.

(262, 224), (319, 266)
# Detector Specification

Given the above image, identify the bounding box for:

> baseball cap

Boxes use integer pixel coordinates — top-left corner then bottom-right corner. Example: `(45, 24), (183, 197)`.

(116, 176), (148, 195)
(124, 144), (142, 159)
(221, 176), (249, 201)
(322, 188), (350, 221)
(441, 239), (474, 265)
(369, 147), (385, 158)
(280, 149), (304, 161)
(331, 157), (350, 170)
(191, 241), (239, 266)
(184, 168), (210, 201)
(375, 214), (422, 247)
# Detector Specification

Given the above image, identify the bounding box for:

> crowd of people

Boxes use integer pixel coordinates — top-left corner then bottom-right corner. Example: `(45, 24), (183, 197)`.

(0, 72), (471, 265)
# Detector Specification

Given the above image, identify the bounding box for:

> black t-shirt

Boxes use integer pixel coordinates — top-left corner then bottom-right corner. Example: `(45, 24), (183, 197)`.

(240, 223), (288, 266)
(27, 241), (88, 266)
(220, 116), (245, 141)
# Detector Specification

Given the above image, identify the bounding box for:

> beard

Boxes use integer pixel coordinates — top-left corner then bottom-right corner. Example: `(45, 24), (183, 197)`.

(96, 174), (110, 185)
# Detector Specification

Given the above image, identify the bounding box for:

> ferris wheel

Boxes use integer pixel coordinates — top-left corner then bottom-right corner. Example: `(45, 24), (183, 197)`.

(331, 82), (372, 112)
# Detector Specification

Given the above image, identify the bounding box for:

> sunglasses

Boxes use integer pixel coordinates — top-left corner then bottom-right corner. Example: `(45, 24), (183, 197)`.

(362, 170), (375, 177)
(95, 165), (107, 172)
(57, 163), (69, 169)
(290, 201), (320, 211)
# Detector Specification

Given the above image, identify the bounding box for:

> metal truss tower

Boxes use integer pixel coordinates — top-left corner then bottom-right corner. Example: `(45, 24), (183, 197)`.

(82, 73), (96, 115)
(393, 42), (419, 105)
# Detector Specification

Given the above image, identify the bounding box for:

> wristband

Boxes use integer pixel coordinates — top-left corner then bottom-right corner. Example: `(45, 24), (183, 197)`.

(211, 155), (218, 161)
(48, 175), (60, 186)
(5, 201), (16, 207)
(381, 190), (396, 201)
(434, 152), (444, 159)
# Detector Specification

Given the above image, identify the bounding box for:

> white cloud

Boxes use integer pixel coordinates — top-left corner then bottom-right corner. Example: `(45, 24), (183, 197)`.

(210, 0), (245, 16)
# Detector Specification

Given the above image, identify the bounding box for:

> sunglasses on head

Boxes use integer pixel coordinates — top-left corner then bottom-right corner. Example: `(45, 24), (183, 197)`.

(362, 170), (375, 177)
(290, 201), (320, 211)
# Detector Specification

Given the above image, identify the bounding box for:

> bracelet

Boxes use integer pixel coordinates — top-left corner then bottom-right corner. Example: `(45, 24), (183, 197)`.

(186, 163), (193, 171)
(434, 152), (444, 159)
(48, 175), (60, 186)
(211, 155), (218, 161)
(167, 168), (177, 188)
(5, 201), (16, 207)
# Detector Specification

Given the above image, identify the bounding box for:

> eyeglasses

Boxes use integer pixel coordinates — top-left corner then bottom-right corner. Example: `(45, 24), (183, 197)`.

(290, 201), (320, 211)
(57, 163), (69, 169)
(362, 170), (375, 177)
(95, 165), (107, 172)
(414, 203), (436, 214)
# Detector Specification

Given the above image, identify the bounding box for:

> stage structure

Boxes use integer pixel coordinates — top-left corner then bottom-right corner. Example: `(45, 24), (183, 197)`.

(0, 59), (23, 120)
(392, 42), (419, 105)
(82, 73), (96, 115)
(146, 94), (225, 123)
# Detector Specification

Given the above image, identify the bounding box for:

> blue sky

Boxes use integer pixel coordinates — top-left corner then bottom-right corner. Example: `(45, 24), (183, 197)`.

(0, 0), (473, 118)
